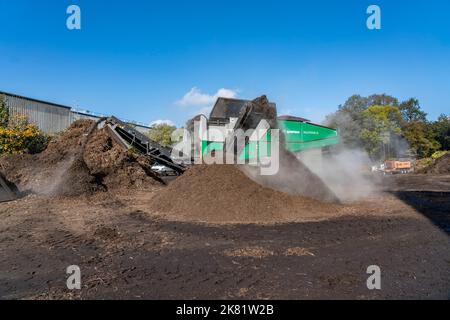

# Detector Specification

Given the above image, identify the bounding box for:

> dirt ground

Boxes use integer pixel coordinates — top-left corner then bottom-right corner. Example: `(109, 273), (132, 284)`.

(0, 173), (449, 300)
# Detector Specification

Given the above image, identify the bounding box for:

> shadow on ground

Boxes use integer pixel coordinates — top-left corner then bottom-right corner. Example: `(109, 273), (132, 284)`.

(392, 191), (450, 235)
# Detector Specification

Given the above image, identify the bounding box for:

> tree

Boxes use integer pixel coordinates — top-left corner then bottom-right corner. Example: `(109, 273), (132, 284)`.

(326, 95), (368, 148)
(326, 94), (444, 160)
(146, 123), (176, 147)
(399, 98), (427, 122)
(402, 120), (440, 158)
(326, 94), (401, 150)
(0, 94), (9, 128)
(338, 95), (369, 114)
(367, 94), (399, 107)
(432, 114), (450, 151)
(360, 105), (403, 159)
(396, 99), (438, 157)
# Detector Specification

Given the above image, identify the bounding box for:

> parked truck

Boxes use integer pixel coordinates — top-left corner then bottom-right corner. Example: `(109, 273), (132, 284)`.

(383, 160), (414, 175)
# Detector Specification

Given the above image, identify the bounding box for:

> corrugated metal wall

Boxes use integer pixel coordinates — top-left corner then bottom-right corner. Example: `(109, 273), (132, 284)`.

(1, 92), (151, 134)
(4, 94), (72, 134)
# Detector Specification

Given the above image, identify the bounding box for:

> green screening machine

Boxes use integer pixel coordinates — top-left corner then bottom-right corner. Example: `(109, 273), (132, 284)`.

(196, 96), (339, 161)
(77, 95), (338, 181)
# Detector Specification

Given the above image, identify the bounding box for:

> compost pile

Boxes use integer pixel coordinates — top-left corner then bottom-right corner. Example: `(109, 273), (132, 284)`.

(150, 94), (339, 223)
(0, 120), (162, 196)
(149, 164), (339, 224)
(421, 153), (450, 174)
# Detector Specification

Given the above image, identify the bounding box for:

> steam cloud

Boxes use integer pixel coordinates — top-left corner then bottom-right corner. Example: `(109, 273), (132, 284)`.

(297, 148), (376, 202)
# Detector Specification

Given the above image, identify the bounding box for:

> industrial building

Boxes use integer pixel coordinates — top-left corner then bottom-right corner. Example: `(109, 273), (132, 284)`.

(0, 91), (151, 134)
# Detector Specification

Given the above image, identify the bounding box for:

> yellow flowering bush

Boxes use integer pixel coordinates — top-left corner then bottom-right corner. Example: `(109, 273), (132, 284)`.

(0, 115), (50, 155)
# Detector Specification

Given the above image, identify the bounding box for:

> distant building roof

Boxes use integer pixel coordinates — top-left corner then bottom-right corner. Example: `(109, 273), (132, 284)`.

(1, 90), (151, 130)
(277, 115), (311, 122)
(0, 90), (72, 110)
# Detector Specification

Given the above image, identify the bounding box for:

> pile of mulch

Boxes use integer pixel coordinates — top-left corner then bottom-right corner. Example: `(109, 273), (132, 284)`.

(421, 153), (450, 175)
(83, 128), (163, 191)
(0, 120), (162, 197)
(149, 164), (340, 224)
(149, 95), (339, 224)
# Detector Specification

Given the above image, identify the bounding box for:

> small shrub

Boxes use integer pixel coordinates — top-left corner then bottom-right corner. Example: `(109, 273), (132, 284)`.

(0, 115), (50, 155)
(431, 150), (449, 160)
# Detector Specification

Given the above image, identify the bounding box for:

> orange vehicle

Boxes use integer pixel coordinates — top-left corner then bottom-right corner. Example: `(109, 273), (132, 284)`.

(384, 160), (413, 174)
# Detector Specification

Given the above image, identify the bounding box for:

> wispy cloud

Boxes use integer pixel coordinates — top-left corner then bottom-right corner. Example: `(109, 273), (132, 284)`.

(149, 119), (175, 127)
(176, 87), (239, 115)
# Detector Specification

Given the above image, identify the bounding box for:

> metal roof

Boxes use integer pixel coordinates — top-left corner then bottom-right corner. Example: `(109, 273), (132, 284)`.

(1, 90), (151, 130)
(0, 91), (72, 110)
(277, 115), (311, 122)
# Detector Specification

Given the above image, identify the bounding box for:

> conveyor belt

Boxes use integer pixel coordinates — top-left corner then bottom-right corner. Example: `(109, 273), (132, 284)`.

(105, 116), (186, 175)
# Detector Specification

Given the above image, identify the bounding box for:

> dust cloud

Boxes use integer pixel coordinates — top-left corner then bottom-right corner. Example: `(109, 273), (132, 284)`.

(297, 148), (377, 202)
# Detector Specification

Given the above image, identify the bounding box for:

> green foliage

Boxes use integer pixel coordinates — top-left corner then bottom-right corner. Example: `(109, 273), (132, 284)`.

(326, 94), (401, 152)
(367, 94), (399, 107)
(432, 114), (450, 150)
(0, 115), (50, 155)
(431, 150), (449, 160)
(396, 99), (439, 158)
(0, 94), (9, 127)
(0, 96), (50, 155)
(326, 95), (366, 149)
(326, 93), (445, 160)
(337, 95), (368, 114)
(399, 98), (427, 122)
(363, 105), (403, 129)
(360, 105), (402, 159)
(401, 121), (440, 158)
(146, 123), (177, 147)
(24, 130), (51, 154)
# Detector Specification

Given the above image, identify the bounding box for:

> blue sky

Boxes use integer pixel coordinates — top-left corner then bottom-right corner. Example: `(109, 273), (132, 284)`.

(0, 0), (449, 126)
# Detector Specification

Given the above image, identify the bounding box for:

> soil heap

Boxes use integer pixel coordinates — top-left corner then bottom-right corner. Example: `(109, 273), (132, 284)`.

(421, 153), (450, 174)
(0, 120), (162, 196)
(149, 164), (340, 224)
